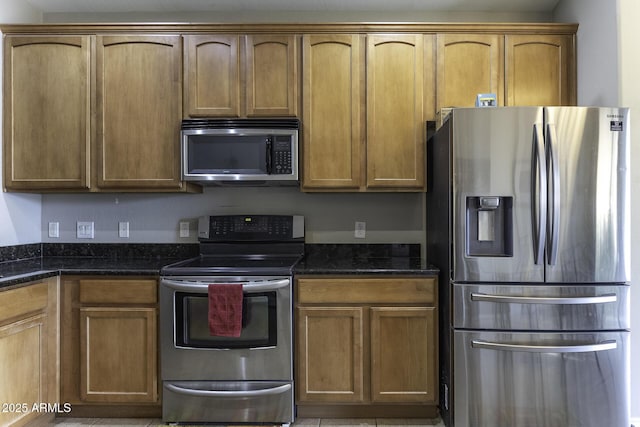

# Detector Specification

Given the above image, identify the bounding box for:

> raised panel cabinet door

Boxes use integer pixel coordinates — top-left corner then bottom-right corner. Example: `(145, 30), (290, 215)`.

(366, 34), (425, 190)
(96, 35), (182, 189)
(505, 34), (575, 106)
(370, 306), (437, 403)
(184, 35), (240, 117)
(245, 34), (299, 117)
(302, 34), (364, 190)
(436, 34), (504, 111)
(79, 307), (158, 403)
(296, 306), (365, 403)
(0, 315), (47, 426)
(3, 35), (91, 191)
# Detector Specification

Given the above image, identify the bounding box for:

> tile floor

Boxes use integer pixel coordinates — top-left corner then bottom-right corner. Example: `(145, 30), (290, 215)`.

(48, 418), (446, 426)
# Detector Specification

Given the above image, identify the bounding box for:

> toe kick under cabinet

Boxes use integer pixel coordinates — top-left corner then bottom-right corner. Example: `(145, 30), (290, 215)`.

(294, 276), (438, 419)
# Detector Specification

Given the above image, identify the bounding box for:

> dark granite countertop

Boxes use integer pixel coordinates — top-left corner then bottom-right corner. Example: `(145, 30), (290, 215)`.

(295, 244), (439, 276)
(1, 242), (438, 290)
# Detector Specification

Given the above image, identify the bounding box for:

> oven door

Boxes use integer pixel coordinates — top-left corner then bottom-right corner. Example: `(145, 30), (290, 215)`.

(159, 276), (292, 381)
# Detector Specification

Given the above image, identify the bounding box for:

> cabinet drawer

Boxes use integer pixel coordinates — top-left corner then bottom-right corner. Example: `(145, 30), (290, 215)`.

(297, 277), (436, 304)
(79, 279), (157, 304)
(0, 282), (48, 322)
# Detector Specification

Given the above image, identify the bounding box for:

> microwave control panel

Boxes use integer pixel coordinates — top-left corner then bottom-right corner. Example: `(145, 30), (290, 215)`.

(271, 136), (292, 175)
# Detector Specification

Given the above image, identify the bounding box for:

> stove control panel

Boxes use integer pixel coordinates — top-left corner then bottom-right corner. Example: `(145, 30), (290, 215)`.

(198, 215), (304, 241)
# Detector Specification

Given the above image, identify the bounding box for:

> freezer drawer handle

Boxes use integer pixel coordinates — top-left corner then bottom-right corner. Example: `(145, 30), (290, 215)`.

(471, 339), (617, 353)
(470, 292), (617, 305)
(164, 382), (292, 397)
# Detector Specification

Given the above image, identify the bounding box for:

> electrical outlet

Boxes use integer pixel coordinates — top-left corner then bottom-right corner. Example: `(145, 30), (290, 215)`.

(355, 221), (366, 239)
(48, 222), (59, 238)
(179, 221), (190, 238)
(118, 221), (129, 238)
(77, 221), (94, 239)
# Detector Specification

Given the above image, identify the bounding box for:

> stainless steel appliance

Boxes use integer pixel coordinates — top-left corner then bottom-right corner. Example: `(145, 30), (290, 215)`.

(181, 119), (299, 185)
(160, 214), (304, 424)
(426, 107), (631, 427)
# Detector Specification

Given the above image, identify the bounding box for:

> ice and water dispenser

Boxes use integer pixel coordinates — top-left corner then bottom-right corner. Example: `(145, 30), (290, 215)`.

(466, 196), (513, 257)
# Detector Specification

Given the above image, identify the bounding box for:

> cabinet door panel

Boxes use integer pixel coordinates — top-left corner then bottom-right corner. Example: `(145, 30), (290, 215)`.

(96, 35), (182, 189)
(80, 307), (157, 403)
(436, 34), (504, 110)
(366, 34), (425, 189)
(3, 36), (91, 190)
(370, 307), (437, 403)
(184, 35), (240, 117)
(302, 34), (364, 189)
(296, 307), (365, 402)
(506, 34), (574, 106)
(246, 35), (298, 116)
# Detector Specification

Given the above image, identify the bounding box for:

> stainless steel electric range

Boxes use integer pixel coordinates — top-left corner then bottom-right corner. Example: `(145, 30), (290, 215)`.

(159, 214), (304, 425)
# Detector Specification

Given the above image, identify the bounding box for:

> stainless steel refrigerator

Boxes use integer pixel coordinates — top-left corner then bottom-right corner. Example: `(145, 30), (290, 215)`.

(426, 107), (630, 427)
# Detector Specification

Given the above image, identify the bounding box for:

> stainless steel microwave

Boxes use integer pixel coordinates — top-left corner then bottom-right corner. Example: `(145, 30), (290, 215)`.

(181, 119), (299, 185)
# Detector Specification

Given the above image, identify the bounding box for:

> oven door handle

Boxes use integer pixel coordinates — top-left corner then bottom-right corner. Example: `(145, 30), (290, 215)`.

(161, 278), (290, 293)
(164, 382), (292, 397)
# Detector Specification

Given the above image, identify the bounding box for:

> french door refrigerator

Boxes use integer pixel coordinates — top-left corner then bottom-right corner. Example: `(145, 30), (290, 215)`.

(426, 107), (630, 427)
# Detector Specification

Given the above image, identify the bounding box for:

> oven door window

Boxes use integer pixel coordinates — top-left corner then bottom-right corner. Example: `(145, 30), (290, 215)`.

(175, 291), (277, 349)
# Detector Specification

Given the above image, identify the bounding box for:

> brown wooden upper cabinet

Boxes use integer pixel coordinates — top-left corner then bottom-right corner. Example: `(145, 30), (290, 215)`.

(302, 34), (431, 192)
(3, 34), (191, 193)
(3, 35), (92, 191)
(505, 34), (575, 106)
(436, 34), (504, 111)
(436, 33), (575, 112)
(183, 34), (298, 117)
(96, 35), (183, 190)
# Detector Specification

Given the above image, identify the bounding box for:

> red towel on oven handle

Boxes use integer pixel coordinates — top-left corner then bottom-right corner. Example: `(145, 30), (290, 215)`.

(208, 283), (243, 337)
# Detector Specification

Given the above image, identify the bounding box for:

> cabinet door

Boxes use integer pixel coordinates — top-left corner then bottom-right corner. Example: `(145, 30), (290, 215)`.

(0, 315), (47, 426)
(302, 34), (364, 190)
(79, 307), (158, 403)
(366, 34), (425, 190)
(505, 34), (575, 106)
(370, 306), (437, 403)
(296, 306), (365, 403)
(184, 35), (240, 117)
(245, 35), (298, 117)
(3, 36), (91, 191)
(96, 35), (182, 190)
(436, 34), (504, 110)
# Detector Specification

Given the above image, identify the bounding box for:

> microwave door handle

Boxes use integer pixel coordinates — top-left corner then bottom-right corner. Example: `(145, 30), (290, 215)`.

(266, 136), (273, 174)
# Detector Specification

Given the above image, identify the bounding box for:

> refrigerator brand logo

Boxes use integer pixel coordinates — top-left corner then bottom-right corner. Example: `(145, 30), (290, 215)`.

(610, 121), (624, 132)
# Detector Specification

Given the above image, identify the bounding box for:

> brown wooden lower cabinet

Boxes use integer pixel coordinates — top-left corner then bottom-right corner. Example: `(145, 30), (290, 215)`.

(60, 277), (161, 418)
(295, 276), (438, 418)
(0, 277), (59, 427)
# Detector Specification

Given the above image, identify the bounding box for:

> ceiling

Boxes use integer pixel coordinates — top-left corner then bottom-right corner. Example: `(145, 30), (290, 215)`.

(25, 0), (561, 14)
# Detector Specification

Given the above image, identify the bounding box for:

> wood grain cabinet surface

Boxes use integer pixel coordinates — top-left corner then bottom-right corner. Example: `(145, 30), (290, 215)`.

(295, 276), (438, 418)
(0, 278), (59, 427)
(184, 34), (298, 118)
(60, 277), (161, 417)
(3, 35), (91, 191)
(302, 34), (432, 192)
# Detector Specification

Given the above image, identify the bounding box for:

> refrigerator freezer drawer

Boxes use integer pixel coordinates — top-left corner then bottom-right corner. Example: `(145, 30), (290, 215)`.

(454, 330), (630, 427)
(453, 283), (629, 330)
(162, 381), (294, 423)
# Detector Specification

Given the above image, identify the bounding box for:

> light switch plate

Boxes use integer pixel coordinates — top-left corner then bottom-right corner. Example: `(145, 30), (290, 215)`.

(355, 221), (366, 239)
(48, 222), (59, 238)
(118, 221), (129, 238)
(179, 221), (190, 238)
(77, 221), (94, 239)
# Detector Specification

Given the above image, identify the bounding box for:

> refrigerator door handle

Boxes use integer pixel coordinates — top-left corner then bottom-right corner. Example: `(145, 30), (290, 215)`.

(531, 123), (547, 265)
(471, 339), (617, 353)
(470, 292), (618, 305)
(546, 123), (560, 265)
